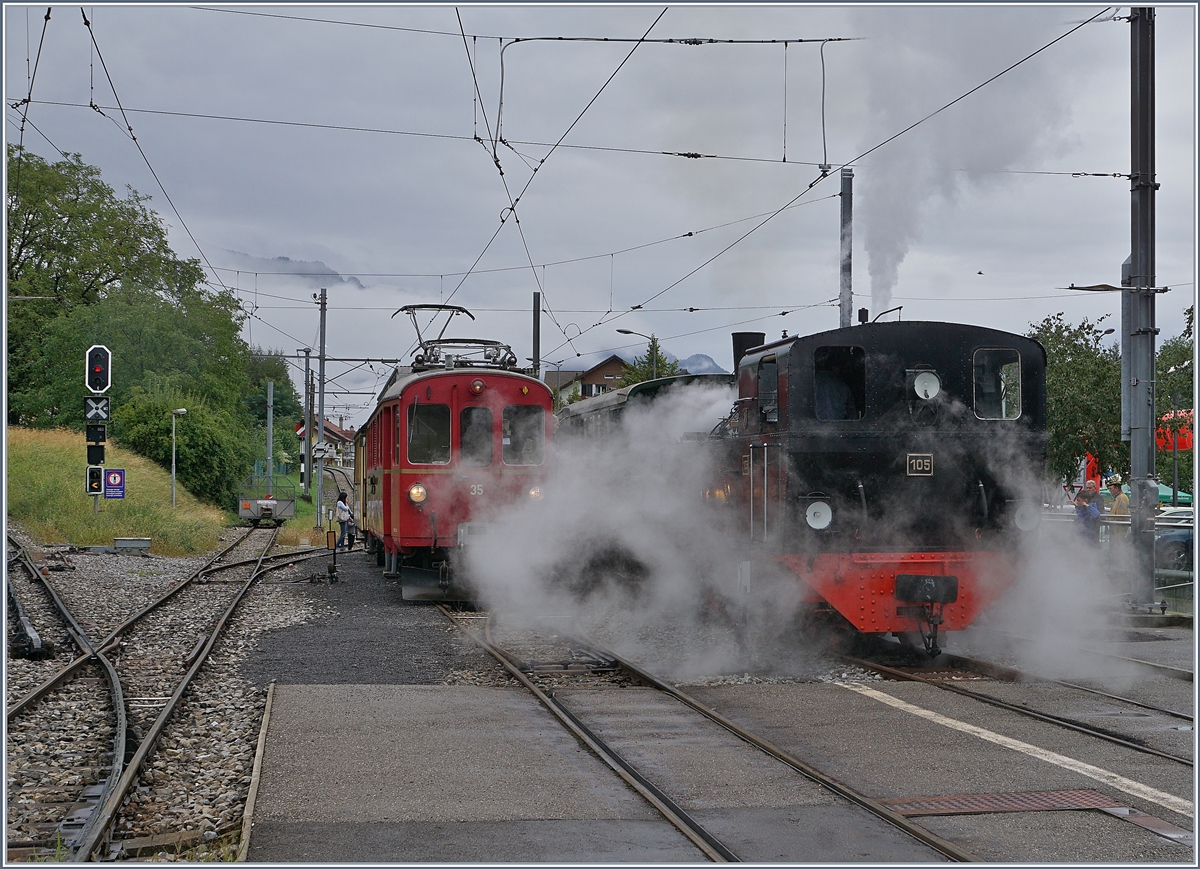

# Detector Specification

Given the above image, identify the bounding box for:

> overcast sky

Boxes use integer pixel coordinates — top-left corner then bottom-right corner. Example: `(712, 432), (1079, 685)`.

(5, 3), (1196, 427)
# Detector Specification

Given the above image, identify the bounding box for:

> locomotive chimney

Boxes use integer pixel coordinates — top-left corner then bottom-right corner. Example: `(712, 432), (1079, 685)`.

(732, 332), (766, 370)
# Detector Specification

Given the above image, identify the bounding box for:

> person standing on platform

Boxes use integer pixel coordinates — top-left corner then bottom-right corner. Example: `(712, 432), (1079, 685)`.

(335, 492), (352, 550)
(1073, 492), (1101, 545)
(1083, 479), (1106, 513)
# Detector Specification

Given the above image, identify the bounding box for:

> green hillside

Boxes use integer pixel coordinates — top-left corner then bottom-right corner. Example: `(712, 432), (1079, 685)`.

(6, 427), (228, 556)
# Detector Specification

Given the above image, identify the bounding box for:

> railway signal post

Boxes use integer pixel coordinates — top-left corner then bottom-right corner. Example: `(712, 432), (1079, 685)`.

(85, 346), (112, 514)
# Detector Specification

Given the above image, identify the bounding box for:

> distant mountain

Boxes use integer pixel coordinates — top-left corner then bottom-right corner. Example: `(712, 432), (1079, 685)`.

(679, 353), (727, 375)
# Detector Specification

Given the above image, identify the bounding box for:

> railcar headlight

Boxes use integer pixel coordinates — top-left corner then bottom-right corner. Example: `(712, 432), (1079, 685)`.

(528, 485), (544, 500)
(408, 484), (428, 504)
(470, 379), (486, 395)
(913, 371), (941, 400)
(805, 501), (833, 530)
(1013, 503), (1040, 531)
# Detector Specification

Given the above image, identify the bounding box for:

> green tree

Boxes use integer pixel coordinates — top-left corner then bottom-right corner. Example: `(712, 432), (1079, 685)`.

(9, 282), (251, 428)
(112, 386), (253, 508)
(1027, 313), (1126, 485)
(246, 348), (303, 424)
(7, 145), (208, 421)
(615, 335), (679, 387)
(1155, 306), (1194, 497)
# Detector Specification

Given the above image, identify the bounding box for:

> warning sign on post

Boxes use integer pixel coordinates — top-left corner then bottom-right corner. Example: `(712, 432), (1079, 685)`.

(104, 468), (126, 499)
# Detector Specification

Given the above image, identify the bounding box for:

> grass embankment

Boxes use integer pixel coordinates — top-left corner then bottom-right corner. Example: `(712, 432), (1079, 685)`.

(7, 427), (228, 556)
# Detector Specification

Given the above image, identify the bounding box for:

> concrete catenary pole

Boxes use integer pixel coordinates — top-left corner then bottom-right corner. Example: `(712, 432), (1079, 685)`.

(839, 168), (854, 328)
(1128, 7), (1158, 606)
(300, 348), (312, 497)
(532, 291), (541, 376)
(315, 288), (328, 532)
(266, 381), (274, 483)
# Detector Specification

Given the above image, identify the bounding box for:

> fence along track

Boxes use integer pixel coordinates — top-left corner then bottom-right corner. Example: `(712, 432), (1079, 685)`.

(75, 526), (279, 861)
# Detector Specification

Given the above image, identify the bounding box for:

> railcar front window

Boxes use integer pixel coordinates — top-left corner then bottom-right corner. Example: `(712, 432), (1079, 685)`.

(460, 406), (493, 466)
(973, 349), (1021, 420)
(503, 406), (545, 465)
(408, 403), (451, 464)
(814, 346), (865, 420)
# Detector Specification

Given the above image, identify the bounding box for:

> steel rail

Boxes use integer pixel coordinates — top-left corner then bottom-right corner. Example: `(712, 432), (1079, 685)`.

(838, 654), (1192, 768)
(199, 546), (324, 577)
(437, 605), (736, 862)
(6, 527), (258, 720)
(596, 645), (979, 862)
(6, 570), (46, 657)
(937, 650), (1192, 722)
(6, 537), (130, 856)
(74, 526), (279, 861)
(967, 626), (1194, 682)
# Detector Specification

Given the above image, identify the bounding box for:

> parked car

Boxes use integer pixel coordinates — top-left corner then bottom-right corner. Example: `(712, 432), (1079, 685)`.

(1154, 516), (1194, 572)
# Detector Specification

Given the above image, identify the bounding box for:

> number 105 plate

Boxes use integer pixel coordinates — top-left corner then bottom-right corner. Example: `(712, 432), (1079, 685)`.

(906, 453), (934, 476)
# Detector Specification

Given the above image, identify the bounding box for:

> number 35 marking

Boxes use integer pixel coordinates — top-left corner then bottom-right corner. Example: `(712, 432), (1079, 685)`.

(470, 484), (485, 496)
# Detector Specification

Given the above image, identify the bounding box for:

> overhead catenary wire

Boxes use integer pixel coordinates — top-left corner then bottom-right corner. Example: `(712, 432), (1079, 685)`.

(5, 109), (66, 157)
(542, 4), (1117, 359)
(192, 6), (857, 47)
(78, 8), (232, 296)
(24, 97), (1132, 180)
(10, 6), (52, 196)
(200, 192), (839, 283)
(442, 6), (668, 358)
(18, 98), (842, 167)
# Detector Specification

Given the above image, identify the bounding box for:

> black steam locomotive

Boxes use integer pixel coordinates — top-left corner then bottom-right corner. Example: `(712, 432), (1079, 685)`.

(708, 319), (1048, 655)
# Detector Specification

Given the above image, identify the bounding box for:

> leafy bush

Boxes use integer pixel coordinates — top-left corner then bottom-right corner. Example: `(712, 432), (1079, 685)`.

(113, 387), (253, 509)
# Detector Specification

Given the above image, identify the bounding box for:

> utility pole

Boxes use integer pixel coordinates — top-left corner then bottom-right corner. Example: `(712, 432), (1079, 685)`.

(266, 381), (274, 483)
(1127, 7), (1159, 606)
(315, 288), (328, 533)
(839, 167), (854, 328)
(532, 292), (541, 377)
(299, 347), (312, 497)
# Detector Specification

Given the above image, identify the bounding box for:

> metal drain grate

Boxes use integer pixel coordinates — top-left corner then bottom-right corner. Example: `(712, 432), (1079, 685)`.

(879, 790), (1194, 849)
(879, 789), (1124, 816)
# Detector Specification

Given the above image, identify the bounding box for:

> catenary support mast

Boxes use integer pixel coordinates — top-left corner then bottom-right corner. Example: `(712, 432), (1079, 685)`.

(1127, 7), (1158, 606)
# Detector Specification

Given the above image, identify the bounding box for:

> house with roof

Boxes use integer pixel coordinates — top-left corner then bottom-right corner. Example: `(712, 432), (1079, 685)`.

(545, 355), (626, 400)
(295, 417), (356, 469)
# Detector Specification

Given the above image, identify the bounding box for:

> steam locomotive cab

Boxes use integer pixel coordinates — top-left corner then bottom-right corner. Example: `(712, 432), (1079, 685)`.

(713, 322), (1048, 655)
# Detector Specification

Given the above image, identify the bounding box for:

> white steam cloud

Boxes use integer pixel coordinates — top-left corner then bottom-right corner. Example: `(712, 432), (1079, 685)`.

(463, 382), (802, 677)
(851, 7), (1078, 311)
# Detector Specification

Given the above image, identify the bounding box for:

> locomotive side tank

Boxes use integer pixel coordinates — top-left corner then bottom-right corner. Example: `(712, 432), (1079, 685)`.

(355, 306), (553, 600)
(712, 320), (1047, 655)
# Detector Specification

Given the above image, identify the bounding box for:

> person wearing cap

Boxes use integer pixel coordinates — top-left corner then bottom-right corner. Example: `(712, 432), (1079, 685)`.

(1107, 476), (1130, 516)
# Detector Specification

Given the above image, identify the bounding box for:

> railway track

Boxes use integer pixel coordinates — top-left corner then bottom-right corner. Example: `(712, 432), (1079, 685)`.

(963, 625), (1194, 683)
(837, 648), (1193, 768)
(5, 527), (279, 860)
(437, 605), (975, 862)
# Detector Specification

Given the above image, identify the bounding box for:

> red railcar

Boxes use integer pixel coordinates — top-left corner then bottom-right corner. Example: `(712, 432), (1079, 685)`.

(354, 306), (553, 600)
